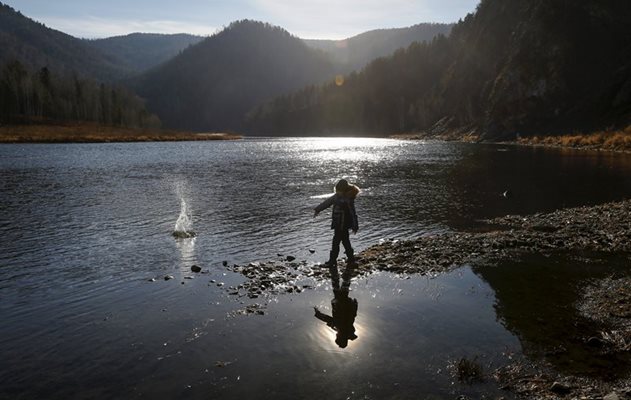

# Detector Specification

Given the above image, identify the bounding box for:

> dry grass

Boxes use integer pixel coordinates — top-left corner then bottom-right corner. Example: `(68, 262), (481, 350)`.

(391, 131), (480, 142)
(0, 123), (241, 143)
(517, 126), (631, 152)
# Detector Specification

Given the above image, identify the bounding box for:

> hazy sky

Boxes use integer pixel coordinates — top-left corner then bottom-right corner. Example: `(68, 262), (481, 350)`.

(5, 0), (479, 39)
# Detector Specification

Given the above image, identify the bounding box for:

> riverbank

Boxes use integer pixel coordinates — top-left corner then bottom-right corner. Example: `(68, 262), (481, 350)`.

(0, 123), (241, 143)
(361, 199), (631, 399)
(224, 199), (631, 398)
(391, 126), (631, 153)
(514, 127), (631, 153)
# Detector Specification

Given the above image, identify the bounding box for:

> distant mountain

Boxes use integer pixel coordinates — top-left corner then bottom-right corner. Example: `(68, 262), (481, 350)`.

(304, 23), (453, 73)
(248, 0), (631, 139)
(87, 33), (204, 73)
(0, 2), (129, 81)
(134, 20), (336, 132)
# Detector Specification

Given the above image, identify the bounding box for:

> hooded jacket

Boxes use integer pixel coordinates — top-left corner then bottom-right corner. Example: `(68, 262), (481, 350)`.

(315, 184), (359, 231)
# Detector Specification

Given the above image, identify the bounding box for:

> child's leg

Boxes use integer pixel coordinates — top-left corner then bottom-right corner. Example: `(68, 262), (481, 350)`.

(340, 230), (354, 262)
(328, 230), (343, 265)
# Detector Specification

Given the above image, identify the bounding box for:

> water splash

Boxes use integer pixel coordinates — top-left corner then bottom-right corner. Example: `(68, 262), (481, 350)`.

(173, 186), (196, 239)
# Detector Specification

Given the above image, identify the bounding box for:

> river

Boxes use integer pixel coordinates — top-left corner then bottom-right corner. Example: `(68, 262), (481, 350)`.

(1, 138), (631, 399)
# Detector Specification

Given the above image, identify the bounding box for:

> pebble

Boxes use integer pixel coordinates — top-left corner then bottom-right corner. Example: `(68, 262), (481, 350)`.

(550, 381), (571, 395)
(191, 265), (202, 273)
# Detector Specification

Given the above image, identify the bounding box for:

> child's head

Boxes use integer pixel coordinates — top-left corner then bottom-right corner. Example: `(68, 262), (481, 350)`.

(335, 179), (360, 198)
(335, 179), (350, 193)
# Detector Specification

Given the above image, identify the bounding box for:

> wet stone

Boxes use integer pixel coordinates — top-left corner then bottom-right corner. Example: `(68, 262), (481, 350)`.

(550, 381), (571, 395)
(191, 265), (202, 273)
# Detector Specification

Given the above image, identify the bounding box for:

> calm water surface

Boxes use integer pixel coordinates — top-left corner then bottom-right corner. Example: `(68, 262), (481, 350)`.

(1, 138), (631, 399)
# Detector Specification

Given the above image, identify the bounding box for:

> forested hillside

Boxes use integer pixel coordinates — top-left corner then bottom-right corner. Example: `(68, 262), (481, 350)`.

(305, 23), (452, 73)
(248, 0), (631, 139)
(134, 20), (337, 131)
(87, 33), (203, 73)
(0, 2), (129, 81)
(0, 60), (161, 128)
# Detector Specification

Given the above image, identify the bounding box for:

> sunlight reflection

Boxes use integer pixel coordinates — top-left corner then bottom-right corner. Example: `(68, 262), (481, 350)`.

(301, 137), (404, 163)
(315, 310), (366, 352)
(175, 236), (197, 264)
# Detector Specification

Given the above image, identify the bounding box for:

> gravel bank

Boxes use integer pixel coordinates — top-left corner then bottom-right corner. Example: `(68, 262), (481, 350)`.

(359, 199), (631, 274)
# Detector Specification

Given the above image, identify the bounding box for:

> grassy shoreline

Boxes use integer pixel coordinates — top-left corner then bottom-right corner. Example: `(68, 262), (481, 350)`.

(0, 123), (241, 143)
(513, 127), (631, 153)
(391, 126), (631, 153)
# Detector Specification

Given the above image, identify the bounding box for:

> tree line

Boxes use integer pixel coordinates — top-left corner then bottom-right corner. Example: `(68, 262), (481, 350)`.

(0, 60), (160, 128)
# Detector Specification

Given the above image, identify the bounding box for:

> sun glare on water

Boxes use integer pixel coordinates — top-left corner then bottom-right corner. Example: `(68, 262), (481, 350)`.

(301, 137), (402, 163)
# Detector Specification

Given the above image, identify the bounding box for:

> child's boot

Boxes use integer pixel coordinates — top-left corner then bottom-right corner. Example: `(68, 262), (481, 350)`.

(324, 251), (337, 267)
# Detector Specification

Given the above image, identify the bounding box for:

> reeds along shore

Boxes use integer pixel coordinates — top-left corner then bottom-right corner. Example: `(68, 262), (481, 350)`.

(391, 126), (631, 153)
(516, 126), (631, 152)
(0, 123), (241, 143)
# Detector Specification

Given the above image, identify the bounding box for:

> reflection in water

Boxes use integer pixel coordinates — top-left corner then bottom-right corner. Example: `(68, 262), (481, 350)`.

(314, 265), (359, 348)
(175, 236), (197, 265)
(474, 253), (631, 379)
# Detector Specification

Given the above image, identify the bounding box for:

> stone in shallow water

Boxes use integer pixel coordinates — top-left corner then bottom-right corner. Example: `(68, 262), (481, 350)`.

(191, 265), (202, 273)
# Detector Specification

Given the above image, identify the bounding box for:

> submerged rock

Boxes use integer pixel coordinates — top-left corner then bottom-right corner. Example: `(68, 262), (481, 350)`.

(191, 265), (202, 273)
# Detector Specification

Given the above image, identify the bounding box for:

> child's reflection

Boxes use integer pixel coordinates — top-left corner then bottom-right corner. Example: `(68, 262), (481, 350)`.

(314, 265), (358, 348)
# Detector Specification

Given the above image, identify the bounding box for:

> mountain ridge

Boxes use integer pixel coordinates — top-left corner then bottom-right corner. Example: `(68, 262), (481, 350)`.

(305, 23), (453, 73)
(0, 2), (130, 81)
(133, 20), (338, 131)
(86, 33), (204, 73)
(247, 0), (631, 139)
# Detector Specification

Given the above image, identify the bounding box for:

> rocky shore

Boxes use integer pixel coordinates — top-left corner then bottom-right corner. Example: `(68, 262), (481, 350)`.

(219, 199), (631, 398)
(359, 199), (631, 275)
(222, 200), (631, 312)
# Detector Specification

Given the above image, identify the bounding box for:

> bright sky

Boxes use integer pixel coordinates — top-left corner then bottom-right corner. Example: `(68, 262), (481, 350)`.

(5, 0), (479, 39)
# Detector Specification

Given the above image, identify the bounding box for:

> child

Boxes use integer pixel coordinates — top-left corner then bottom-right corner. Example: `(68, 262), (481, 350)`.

(313, 179), (360, 267)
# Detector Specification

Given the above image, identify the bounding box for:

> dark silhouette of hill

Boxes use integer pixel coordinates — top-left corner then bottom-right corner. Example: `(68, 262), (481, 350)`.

(248, 0), (631, 139)
(87, 33), (204, 73)
(304, 23), (453, 73)
(0, 2), (129, 81)
(134, 20), (336, 132)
